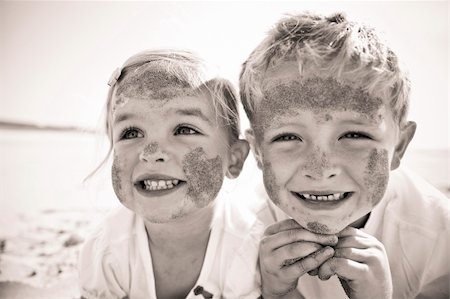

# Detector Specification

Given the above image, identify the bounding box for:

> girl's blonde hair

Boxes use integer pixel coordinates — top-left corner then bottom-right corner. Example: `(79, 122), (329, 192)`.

(240, 12), (410, 125)
(88, 49), (240, 180)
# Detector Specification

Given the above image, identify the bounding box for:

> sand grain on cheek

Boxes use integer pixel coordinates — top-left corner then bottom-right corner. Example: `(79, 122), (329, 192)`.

(262, 161), (281, 205)
(182, 148), (223, 206)
(364, 149), (389, 204)
(111, 155), (125, 201)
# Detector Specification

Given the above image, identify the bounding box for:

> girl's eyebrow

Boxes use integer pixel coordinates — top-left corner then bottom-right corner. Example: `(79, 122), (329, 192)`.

(113, 113), (133, 125)
(175, 108), (212, 124)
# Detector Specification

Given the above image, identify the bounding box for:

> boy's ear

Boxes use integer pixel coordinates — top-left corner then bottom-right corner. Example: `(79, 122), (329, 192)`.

(391, 121), (416, 170)
(226, 139), (250, 179)
(245, 129), (263, 170)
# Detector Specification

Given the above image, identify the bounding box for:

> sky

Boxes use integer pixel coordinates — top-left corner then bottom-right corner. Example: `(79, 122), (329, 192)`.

(1, 1), (448, 149)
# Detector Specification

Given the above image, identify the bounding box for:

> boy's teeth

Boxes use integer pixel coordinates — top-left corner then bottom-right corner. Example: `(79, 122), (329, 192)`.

(301, 193), (345, 201)
(143, 179), (180, 191)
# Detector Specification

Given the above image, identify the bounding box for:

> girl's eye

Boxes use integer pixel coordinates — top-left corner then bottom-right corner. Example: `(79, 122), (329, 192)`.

(174, 126), (200, 136)
(340, 132), (371, 140)
(120, 127), (144, 140)
(272, 134), (301, 142)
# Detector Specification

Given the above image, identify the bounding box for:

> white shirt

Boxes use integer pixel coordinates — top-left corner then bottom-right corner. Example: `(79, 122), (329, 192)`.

(79, 197), (263, 299)
(255, 168), (450, 299)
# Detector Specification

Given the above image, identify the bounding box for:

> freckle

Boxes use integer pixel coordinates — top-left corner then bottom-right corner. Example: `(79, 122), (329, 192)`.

(182, 147), (223, 206)
(307, 222), (331, 234)
(325, 113), (332, 121)
(364, 149), (389, 204)
(262, 160), (280, 205)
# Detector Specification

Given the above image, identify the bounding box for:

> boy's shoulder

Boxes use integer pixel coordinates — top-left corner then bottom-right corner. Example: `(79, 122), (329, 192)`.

(214, 196), (265, 244)
(381, 167), (449, 231)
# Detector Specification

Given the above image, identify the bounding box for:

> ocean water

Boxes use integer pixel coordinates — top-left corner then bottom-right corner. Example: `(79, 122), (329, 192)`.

(1, 129), (448, 219)
(0, 130), (118, 223)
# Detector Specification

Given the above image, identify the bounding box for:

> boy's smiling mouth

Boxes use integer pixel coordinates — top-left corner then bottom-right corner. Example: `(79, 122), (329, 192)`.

(134, 174), (186, 196)
(291, 191), (353, 208)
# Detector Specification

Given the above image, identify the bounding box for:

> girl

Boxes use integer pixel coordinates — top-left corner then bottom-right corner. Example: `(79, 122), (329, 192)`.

(79, 50), (262, 299)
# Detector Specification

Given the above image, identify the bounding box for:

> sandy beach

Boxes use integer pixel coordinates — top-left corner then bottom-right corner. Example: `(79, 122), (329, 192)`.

(0, 130), (448, 298)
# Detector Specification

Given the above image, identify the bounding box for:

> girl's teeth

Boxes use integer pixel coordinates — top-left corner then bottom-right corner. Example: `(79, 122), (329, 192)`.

(143, 179), (180, 191)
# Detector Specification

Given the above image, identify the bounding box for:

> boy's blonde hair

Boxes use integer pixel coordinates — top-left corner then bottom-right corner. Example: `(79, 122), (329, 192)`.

(240, 12), (410, 125)
(88, 49), (240, 179)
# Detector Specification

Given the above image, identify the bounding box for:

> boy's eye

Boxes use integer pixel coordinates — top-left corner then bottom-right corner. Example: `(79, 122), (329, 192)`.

(174, 125), (200, 135)
(340, 132), (371, 140)
(120, 127), (144, 140)
(272, 134), (302, 142)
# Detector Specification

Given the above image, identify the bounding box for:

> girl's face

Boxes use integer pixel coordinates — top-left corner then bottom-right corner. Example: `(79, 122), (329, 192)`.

(110, 88), (235, 223)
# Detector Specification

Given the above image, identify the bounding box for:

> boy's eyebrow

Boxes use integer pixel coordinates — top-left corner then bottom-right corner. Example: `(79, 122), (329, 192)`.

(175, 108), (212, 124)
(339, 118), (381, 126)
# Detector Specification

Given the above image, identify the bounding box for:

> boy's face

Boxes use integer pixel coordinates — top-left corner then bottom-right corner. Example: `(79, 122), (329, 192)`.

(110, 83), (245, 223)
(248, 62), (415, 234)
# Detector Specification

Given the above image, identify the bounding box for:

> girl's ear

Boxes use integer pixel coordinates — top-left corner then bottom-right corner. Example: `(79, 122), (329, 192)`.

(390, 121), (416, 170)
(245, 129), (263, 170)
(226, 139), (250, 179)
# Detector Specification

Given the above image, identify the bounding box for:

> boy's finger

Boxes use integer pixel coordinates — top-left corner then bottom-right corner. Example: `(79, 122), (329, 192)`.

(264, 219), (303, 235)
(334, 247), (373, 263)
(282, 246), (335, 279)
(337, 226), (360, 237)
(337, 226), (372, 238)
(264, 229), (337, 250)
(318, 257), (368, 281)
(274, 241), (322, 266)
(336, 235), (376, 249)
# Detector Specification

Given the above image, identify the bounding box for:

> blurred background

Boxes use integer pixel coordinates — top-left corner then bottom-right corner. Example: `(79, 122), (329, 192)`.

(0, 1), (448, 298)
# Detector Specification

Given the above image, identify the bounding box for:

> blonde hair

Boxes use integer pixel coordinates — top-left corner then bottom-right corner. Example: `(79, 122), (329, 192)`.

(87, 49), (240, 180)
(240, 11), (410, 125)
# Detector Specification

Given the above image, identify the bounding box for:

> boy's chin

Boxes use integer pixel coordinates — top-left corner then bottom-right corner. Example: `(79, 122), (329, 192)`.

(293, 218), (347, 235)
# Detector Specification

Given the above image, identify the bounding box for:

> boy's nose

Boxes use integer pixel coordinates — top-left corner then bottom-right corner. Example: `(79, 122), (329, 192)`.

(301, 151), (341, 180)
(303, 167), (340, 180)
(139, 142), (169, 163)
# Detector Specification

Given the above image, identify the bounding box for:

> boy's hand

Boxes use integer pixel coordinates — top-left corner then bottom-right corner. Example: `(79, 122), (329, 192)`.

(317, 227), (393, 299)
(259, 219), (337, 299)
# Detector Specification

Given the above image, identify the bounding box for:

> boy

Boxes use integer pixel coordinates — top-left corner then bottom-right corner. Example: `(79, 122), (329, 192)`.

(240, 12), (449, 299)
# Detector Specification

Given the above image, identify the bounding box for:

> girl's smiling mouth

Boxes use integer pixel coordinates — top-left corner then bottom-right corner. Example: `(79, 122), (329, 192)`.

(141, 179), (181, 191)
(134, 174), (186, 197)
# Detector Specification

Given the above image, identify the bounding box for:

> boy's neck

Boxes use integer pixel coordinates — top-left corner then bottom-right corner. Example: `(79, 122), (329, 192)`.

(350, 213), (371, 229)
(144, 205), (215, 253)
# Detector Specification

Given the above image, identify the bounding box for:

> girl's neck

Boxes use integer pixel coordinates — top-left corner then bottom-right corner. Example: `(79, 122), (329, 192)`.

(144, 205), (215, 253)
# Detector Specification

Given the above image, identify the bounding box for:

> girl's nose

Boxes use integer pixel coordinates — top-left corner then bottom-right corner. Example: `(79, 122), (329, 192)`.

(139, 142), (169, 163)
